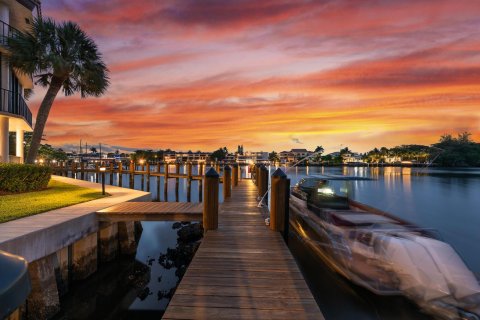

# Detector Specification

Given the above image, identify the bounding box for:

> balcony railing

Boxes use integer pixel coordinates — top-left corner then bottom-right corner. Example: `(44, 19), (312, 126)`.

(0, 19), (20, 46)
(0, 88), (33, 127)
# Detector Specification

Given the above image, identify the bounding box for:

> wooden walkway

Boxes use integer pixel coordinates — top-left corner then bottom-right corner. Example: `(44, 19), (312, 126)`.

(96, 202), (203, 222)
(163, 180), (324, 320)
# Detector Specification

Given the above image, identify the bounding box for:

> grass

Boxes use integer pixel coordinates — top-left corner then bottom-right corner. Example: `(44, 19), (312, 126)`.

(0, 179), (107, 223)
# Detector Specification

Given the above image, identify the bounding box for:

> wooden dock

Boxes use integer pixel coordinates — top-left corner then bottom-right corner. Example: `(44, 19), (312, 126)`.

(96, 202), (203, 222)
(163, 180), (324, 320)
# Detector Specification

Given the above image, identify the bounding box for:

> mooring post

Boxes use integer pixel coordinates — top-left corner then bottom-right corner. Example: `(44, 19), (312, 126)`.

(129, 161), (134, 174)
(255, 164), (260, 186)
(129, 162), (135, 189)
(157, 162), (161, 174)
(258, 165), (268, 200)
(164, 163), (169, 201)
(95, 163), (100, 183)
(187, 162), (192, 202)
(109, 162), (114, 185)
(270, 168), (290, 243)
(203, 168), (219, 231)
(199, 162), (204, 176)
(80, 162), (85, 180)
(175, 163), (180, 202)
(146, 161), (150, 176)
(187, 162), (192, 180)
(223, 165), (232, 198)
(232, 163), (239, 187)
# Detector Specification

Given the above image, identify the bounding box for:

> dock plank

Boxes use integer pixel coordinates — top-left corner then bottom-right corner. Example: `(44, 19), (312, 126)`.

(163, 180), (324, 319)
(96, 202), (203, 222)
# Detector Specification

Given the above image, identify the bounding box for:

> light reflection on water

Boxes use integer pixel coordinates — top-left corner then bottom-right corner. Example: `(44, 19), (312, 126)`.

(281, 165), (480, 274)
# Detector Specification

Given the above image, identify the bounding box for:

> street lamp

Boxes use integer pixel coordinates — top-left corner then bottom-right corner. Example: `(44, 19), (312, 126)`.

(99, 167), (106, 195)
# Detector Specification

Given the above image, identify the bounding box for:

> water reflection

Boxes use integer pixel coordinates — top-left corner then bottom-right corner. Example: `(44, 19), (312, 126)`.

(282, 166), (480, 275)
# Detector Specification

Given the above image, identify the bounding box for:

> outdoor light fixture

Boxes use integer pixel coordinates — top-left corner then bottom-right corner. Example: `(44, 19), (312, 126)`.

(99, 167), (106, 195)
(139, 159), (145, 165)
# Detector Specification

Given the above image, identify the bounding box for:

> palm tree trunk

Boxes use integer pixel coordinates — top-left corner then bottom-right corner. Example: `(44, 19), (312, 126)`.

(26, 77), (64, 164)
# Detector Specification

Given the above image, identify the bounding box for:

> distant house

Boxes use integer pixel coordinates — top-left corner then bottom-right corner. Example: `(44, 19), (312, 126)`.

(0, 0), (41, 163)
(279, 149), (313, 164)
(342, 152), (364, 164)
(164, 151), (211, 163)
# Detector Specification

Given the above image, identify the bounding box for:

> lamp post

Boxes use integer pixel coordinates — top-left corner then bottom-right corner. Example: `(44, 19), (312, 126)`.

(99, 167), (106, 195)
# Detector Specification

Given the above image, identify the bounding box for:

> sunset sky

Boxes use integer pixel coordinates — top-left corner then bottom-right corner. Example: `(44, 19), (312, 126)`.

(31, 0), (480, 153)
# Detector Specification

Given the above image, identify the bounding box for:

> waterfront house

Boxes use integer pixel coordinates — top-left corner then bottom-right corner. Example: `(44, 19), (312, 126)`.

(0, 0), (40, 163)
(279, 148), (314, 164)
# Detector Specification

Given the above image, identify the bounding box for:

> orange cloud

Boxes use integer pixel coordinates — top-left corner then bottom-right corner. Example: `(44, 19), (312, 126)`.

(29, 0), (480, 153)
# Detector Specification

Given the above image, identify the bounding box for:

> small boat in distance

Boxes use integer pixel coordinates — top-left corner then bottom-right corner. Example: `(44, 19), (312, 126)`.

(289, 176), (480, 320)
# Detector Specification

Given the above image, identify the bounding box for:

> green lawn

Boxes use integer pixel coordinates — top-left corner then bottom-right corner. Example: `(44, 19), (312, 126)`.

(0, 179), (107, 223)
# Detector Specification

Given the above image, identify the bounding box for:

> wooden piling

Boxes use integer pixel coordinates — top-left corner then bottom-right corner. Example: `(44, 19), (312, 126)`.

(203, 168), (219, 231)
(258, 165), (268, 200)
(175, 163), (180, 202)
(164, 163), (169, 201)
(270, 168), (290, 242)
(80, 162), (85, 180)
(187, 162), (192, 202)
(223, 165), (231, 198)
(232, 163), (239, 187)
(95, 163), (99, 183)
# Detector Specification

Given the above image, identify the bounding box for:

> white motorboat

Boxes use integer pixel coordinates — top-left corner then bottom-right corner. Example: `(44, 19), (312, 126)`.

(290, 176), (480, 320)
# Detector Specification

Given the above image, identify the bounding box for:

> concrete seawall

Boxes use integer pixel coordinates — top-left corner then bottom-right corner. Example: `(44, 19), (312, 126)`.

(0, 177), (150, 319)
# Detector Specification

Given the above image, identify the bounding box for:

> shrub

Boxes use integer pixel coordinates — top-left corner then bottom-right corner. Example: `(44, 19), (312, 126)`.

(0, 164), (52, 193)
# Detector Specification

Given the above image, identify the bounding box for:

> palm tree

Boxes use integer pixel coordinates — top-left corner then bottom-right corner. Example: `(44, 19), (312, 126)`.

(8, 18), (109, 163)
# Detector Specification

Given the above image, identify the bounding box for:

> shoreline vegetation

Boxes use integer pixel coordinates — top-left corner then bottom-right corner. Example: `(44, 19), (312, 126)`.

(0, 179), (107, 223)
(16, 132), (480, 168)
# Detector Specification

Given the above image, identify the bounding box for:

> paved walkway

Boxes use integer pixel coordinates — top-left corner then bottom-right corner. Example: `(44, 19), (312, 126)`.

(0, 176), (149, 262)
(163, 180), (324, 320)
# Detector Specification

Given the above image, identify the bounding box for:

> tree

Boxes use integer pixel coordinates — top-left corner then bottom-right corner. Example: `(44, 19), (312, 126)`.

(9, 18), (109, 163)
(433, 132), (480, 167)
(268, 151), (279, 163)
(314, 146), (324, 155)
(38, 144), (67, 161)
(210, 147), (228, 161)
(312, 146), (324, 163)
(90, 147), (97, 154)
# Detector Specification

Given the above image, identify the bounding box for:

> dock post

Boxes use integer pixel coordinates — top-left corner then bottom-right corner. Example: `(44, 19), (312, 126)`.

(232, 163), (239, 187)
(118, 161), (123, 187)
(109, 162), (114, 185)
(203, 168), (219, 231)
(175, 163), (180, 202)
(199, 162), (204, 176)
(80, 162), (85, 180)
(72, 162), (76, 178)
(129, 161), (134, 189)
(95, 163), (100, 183)
(164, 163), (169, 201)
(254, 164), (260, 186)
(258, 165), (268, 200)
(270, 168), (290, 242)
(187, 162), (192, 202)
(223, 165), (231, 198)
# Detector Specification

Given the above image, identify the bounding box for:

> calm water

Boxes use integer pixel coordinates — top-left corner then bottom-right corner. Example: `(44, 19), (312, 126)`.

(282, 166), (480, 275)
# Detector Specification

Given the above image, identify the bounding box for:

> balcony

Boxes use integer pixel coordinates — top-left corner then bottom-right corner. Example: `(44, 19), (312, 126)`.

(0, 19), (20, 46)
(0, 88), (32, 127)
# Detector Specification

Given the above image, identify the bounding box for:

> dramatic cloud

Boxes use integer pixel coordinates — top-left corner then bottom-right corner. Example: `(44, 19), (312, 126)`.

(29, 0), (480, 153)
